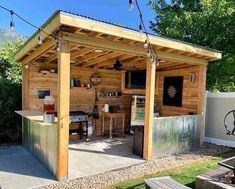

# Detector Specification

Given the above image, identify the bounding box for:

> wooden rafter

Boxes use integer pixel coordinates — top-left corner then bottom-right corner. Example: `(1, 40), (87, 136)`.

(97, 54), (134, 68)
(63, 32), (147, 56)
(71, 47), (95, 60)
(63, 32), (209, 65)
(83, 51), (123, 67)
(21, 39), (56, 64)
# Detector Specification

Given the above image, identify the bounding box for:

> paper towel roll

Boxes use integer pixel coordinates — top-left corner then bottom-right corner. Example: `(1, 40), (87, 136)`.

(104, 104), (109, 112)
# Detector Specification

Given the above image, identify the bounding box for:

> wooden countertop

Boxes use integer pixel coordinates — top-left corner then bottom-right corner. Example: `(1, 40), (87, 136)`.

(15, 110), (57, 126)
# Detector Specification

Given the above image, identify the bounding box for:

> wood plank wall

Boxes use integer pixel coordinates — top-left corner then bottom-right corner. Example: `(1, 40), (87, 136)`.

(70, 67), (131, 136)
(27, 63), (202, 134)
(155, 66), (200, 116)
(28, 64), (58, 111)
(27, 63), (131, 136)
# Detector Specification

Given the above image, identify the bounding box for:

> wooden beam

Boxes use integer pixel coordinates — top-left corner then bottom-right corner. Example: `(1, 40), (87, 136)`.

(64, 32), (147, 57)
(21, 39), (56, 64)
(143, 58), (156, 160)
(198, 64), (207, 146)
(64, 32), (209, 65)
(157, 61), (183, 70)
(22, 65), (30, 109)
(60, 12), (221, 60)
(158, 63), (191, 71)
(56, 36), (70, 181)
(157, 51), (208, 65)
(121, 71), (125, 91)
(15, 12), (61, 61)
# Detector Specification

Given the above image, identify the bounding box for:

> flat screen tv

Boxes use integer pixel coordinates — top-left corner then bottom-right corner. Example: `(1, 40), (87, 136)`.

(125, 70), (146, 89)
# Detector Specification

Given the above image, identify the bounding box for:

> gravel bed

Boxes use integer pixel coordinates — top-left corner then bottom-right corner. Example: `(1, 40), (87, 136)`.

(37, 143), (232, 189)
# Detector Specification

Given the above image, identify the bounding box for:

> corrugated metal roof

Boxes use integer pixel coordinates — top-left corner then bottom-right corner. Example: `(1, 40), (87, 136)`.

(15, 10), (222, 61)
(59, 10), (222, 54)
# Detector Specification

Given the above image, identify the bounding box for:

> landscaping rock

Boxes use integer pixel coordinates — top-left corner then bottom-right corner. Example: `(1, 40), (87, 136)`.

(37, 143), (231, 189)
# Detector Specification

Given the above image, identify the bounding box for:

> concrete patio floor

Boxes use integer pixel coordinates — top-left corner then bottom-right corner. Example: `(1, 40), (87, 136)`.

(69, 135), (145, 178)
(0, 146), (56, 189)
(0, 135), (144, 189)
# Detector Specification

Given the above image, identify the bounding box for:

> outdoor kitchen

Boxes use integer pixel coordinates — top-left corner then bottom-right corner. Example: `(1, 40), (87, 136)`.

(14, 11), (222, 180)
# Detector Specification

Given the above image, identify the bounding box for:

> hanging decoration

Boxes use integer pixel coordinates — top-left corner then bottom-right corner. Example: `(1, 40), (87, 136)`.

(128, 0), (159, 65)
(9, 10), (15, 31)
(1, 1), (159, 63)
(0, 4), (62, 51)
(90, 72), (102, 86)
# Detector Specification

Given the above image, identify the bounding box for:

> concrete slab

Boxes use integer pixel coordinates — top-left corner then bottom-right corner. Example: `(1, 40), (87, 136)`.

(69, 135), (145, 178)
(0, 146), (56, 189)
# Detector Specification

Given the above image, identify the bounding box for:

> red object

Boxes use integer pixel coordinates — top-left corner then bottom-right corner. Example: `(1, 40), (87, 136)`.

(44, 104), (55, 114)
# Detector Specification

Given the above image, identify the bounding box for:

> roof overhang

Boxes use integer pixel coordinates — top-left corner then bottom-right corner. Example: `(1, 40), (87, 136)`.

(15, 10), (222, 64)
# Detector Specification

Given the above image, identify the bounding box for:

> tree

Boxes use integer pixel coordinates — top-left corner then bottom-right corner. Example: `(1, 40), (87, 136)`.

(149, 0), (235, 91)
(0, 40), (24, 144)
(0, 40), (24, 83)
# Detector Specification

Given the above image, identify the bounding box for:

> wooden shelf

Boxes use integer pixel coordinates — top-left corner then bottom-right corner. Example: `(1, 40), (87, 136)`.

(70, 87), (94, 91)
(99, 96), (121, 98)
(121, 89), (145, 95)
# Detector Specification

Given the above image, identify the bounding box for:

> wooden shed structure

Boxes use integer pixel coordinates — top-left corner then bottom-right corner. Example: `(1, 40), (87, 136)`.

(15, 10), (222, 181)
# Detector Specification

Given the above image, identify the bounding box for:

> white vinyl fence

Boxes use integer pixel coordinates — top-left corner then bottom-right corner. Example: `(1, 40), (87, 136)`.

(204, 92), (235, 147)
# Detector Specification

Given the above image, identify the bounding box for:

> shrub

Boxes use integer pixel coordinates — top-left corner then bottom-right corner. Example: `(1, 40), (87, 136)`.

(0, 79), (22, 144)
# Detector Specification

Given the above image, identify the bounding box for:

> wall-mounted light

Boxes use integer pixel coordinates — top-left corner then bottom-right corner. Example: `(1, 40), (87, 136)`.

(38, 29), (42, 45)
(56, 41), (60, 52)
(24, 64), (29, 69)
(94, 49), (104, 53)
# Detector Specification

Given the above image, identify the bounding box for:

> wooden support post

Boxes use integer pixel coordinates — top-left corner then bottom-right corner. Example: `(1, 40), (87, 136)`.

(22, 65), (29, 110)
(198, 64), (207, 146)
(56, 38), (70, 181)
(143, 58), (156, 160)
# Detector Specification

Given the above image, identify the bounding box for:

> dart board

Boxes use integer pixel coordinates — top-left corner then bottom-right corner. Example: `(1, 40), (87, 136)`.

(163, 76), (183, 107)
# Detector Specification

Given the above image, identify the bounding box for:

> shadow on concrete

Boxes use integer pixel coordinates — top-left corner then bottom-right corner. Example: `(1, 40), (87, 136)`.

(0, 146), (56, 189)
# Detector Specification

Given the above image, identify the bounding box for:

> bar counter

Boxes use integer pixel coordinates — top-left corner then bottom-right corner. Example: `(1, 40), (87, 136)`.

(16, 110), (58, 177)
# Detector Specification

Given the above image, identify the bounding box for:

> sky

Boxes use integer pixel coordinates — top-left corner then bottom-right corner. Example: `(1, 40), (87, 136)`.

(0, 0), (156, 37)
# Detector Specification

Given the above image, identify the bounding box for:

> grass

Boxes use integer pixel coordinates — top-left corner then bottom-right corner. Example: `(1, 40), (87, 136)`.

(107, 150), (235, 189)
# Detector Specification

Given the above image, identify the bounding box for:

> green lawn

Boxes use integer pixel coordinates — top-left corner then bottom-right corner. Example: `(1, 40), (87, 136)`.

(108, 150), (235, 189)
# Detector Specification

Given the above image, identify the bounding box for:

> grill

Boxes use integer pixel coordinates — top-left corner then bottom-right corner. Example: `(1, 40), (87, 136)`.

(69, 111), (88, 123)
(55, 111), (90, 141)
(69, 111), (89, 142)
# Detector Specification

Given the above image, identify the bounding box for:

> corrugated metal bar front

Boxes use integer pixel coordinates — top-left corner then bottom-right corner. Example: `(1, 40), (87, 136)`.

(23, 118), (58, 177)
(152, 115), (200, 159)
